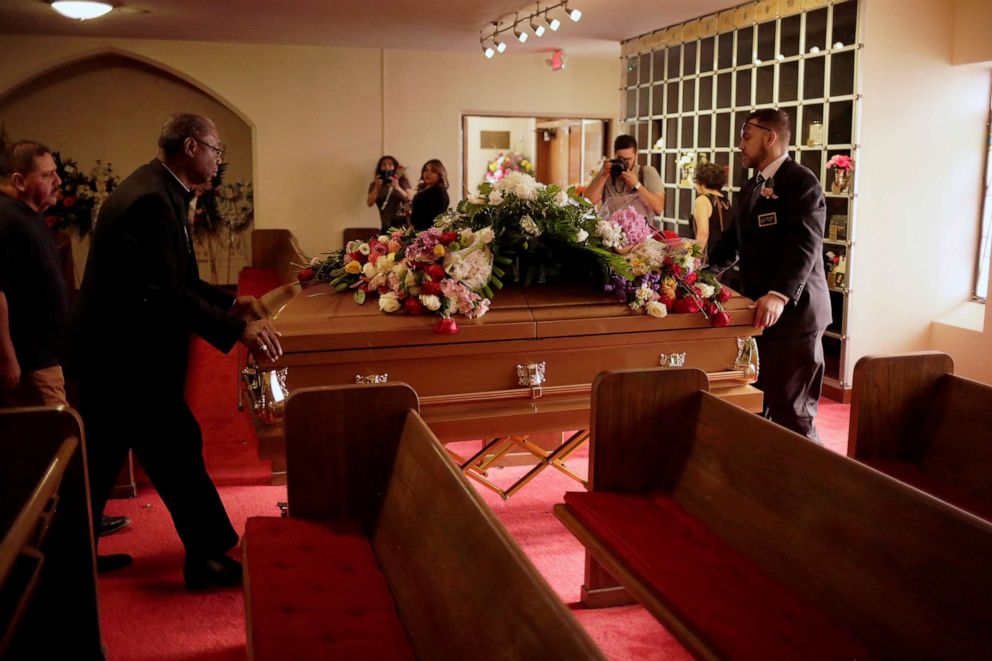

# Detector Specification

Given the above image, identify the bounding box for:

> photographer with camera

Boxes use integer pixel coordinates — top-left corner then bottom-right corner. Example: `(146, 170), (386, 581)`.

(585, 134), (664, 223)
(366, 155), (413, 232)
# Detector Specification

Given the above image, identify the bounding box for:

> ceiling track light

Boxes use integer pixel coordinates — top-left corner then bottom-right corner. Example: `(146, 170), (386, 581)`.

(513, 13), (528, 43)
(479, 2), (580, 59)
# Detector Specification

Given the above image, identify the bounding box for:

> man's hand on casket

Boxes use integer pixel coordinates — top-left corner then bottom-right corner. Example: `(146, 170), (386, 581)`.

(232, 295), (265, 321)
(241, 319), (283, 362)
(749, 293), (786, 329)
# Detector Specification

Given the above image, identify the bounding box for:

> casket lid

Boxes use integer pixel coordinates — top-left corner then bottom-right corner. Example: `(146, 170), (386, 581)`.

(270, 282), (754, 352)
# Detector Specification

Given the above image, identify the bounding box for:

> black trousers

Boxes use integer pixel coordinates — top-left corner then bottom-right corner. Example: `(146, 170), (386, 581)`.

(80, 388), (238, 559)
(755, 329), (825, 443)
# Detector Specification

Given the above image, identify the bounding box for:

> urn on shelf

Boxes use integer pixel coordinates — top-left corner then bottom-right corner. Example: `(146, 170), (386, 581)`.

(826, 154), (854, 194)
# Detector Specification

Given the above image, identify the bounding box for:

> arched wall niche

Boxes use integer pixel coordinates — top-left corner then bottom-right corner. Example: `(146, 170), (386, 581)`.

(0, 49), (255, 284)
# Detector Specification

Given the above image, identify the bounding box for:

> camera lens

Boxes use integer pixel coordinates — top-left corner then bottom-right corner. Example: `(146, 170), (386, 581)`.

(610, 160), (624, 178)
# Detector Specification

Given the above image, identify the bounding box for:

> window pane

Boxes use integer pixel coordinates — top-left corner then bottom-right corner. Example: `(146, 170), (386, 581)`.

(830, 50), (856, 97)
(681, 116), (694, 148)
(684, 41), (698, 76)
(666, 117), (678, 147)
(699, 75), (714, 111)
(652, 50), (666, 82)
(780, 60), (799, 102)
(650, 120), (663, 149)
(806, 8), (828, 53)
(699, 37), (715, 72)
(639, 53), (651, 85)
(800, 150), (823, 184)
(757, 21), (776, 62)
(716, 72), (733, 109)
(802, 103), (825, 146)
(664, 153), (677, 185)
(698, 114), (712, 148)
(639, 88), (650, 118)
(666, 81), (679, 113)
(667, 45), (681, 78)
(626, 57), (638, 87)
(804, 56), (826, 99)
(736, 27), (754, 66)
(682, 78), (697, 112)
(718, 32), (734, 69)
(832, 0), (859, 48)
(679, 188), (693, 220)
(715, 112), (732, 148)
(828, 100), (854, 144)
(652, 84), (664, 117)
(756, 64), (775, 105)
(625, 89), (637, 120)
(736, 68), (753, 107)
(637, 122), (649, 150)
(781, 15), (801, 57)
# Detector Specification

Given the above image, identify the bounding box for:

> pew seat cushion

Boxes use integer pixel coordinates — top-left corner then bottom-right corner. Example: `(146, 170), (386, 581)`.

(562, 491), (874, 660)
(863, 458), (992, 522)
(244, 517), (414, 660)
(237, 267), (285, 299)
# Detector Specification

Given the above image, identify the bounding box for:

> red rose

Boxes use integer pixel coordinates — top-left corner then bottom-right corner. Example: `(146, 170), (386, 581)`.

(368, 252), (379, 265)
(434, 317), (458, 335)
(718, 286), (731, 303)
(45, 216), (57, 227)
(421, 281), (442, 296)
(682, 270), (697, 285)
(297, 267), (315, 282)
(63, 196), (77, 208)
(658, 295), (675, 310)
(671, 264), (684, 278)
(404, 297), (422, 315)
(705, 301), (720, 316)
(425, 264), (445, 282)
(713, 311), (732, 327)
(662, 230), (679, 240)
(349, 252), (363, 262)
(439, 231), (459, 246)
(674, 297), (700, 314)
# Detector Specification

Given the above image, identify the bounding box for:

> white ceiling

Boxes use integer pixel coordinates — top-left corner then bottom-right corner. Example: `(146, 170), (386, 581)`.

(1, 0), (740, 57)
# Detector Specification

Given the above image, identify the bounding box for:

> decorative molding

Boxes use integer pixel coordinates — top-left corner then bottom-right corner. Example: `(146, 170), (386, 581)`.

(718, 9), (738, 33)
(780, 0), (803, 16)
(735, 2), (758, 27)
(682, 19), (701, 42)
(700, 14), (719, 38)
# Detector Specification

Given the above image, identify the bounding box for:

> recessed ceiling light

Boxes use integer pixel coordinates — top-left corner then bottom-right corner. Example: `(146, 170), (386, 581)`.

(51, 1), (114, 21)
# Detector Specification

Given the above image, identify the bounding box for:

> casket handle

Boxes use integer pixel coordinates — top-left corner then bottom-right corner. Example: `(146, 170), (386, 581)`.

(355, 373), (389, 384)
(658, 352), (687, 368)
(516, 362), (547, 398)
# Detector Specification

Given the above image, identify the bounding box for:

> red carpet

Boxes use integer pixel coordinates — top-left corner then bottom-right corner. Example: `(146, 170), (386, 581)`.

(98, 339), (851, 660)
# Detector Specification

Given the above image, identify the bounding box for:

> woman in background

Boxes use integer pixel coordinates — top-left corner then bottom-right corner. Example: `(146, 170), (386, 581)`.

(409, 159), (450, 231)
(691, 162), (731, 262)
(366, 155), (413, 232)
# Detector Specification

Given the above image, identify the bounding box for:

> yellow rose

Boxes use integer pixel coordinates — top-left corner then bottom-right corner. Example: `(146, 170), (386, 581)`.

(344, 260), (362, 274)
(434, 244), (446, 257)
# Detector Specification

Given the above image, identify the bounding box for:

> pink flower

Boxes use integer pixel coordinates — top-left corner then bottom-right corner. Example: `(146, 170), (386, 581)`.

(827, 155), (853, 171)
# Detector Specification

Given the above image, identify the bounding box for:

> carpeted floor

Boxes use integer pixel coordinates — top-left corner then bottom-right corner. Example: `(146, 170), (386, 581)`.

(96, 338), (851, 660)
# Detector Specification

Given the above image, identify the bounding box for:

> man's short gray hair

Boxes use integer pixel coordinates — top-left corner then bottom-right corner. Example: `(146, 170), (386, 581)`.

(158, 113), (215, 157)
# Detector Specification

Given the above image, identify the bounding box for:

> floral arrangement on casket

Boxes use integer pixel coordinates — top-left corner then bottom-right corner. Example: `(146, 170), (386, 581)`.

(299, 171), (732, 334)
(46, 153), (119, 236)
(485, 151), (534, 184)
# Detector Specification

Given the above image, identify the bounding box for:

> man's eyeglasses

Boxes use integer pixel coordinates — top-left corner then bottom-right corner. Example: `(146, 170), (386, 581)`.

(740, 121), (772, 138)
(195, 138), (225, 160)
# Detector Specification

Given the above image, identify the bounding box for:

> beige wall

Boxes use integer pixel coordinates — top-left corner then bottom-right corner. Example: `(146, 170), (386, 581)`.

(953, 0), (992, 65)
(853, 0), (991, 384)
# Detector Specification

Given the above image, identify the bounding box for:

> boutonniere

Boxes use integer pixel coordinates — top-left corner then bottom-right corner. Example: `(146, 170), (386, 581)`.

(759, 177), (779, 200)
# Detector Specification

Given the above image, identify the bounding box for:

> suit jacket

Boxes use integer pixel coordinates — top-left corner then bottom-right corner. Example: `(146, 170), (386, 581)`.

(69, 160), (245, 396)
(708, 157), (831, 337)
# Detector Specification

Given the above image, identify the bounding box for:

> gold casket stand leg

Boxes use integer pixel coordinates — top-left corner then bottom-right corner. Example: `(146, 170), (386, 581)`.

(446, 430), (590, 500)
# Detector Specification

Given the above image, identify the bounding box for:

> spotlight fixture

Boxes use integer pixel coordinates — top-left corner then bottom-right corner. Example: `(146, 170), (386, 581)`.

(513, 14), (528, 43)
(564, 2), (582, 22)
(482, 42), (495, 58)
(51, 1), (113, 20)
(530, 16), (545, 37)
(546, 10), (561, 32)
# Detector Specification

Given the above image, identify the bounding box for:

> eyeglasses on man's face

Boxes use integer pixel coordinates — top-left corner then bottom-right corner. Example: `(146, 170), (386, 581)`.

(739, 121), (773, 139)
(195, 138), (225, 160)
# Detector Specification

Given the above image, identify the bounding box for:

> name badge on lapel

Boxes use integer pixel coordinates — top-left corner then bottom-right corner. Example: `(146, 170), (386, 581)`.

(757, 212), (777, 228)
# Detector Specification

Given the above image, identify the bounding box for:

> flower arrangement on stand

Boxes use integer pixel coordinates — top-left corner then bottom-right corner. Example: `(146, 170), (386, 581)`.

(46, 153), (119, 236)
(826, 154), (854, 194)
(191, 163), (254, 283)
(676, 150), (698, 185)
(299, 172), (733, 334)
(484, 151), (534, 184)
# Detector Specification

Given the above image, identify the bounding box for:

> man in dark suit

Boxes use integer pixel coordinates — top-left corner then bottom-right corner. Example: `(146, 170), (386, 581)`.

(708, 108), (831, 442)
(70, 113), (283, 588)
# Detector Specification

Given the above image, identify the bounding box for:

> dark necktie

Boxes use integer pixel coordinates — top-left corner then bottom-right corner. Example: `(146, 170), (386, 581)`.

(749, 173), (765, 212)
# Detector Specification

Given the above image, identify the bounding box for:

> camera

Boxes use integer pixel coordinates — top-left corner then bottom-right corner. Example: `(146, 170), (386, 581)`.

(377, 169), (394, 183)
(608, 158), (627, 178)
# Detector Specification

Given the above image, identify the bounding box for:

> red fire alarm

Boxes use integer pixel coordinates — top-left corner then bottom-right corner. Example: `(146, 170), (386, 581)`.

(550, 49), (566, 71)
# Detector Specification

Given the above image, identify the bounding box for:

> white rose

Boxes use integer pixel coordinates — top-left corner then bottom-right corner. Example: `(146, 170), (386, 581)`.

(695, 283), (715, 299)
(478, 227), (495, 244)
(646, 301), (668, 318)
(420, 294), (441, 311)
(378, 292), (401, 313)
(362, 262), (376, 278)
(554, 190), (569, 206)
(404, 270), (418, 288)
(468, 193), (486, 205)
(576, 229), (589, 243)
(392, 262), (408, 279)
(488, 190), (504, 205)
(377, 235), (390, 243)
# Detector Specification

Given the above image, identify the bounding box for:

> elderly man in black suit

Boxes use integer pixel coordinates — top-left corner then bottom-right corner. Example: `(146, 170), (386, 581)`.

(70, 113), (282, 588)
(708, 108), (831, 443)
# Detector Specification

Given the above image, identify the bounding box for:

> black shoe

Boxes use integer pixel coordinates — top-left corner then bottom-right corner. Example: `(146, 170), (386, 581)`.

(98, 515), (131, 537)
(183, 554), (243, 591)
(96, 553), (133, 573)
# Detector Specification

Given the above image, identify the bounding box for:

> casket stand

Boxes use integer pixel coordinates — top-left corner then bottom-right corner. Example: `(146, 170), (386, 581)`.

(245, 282), (762, 490)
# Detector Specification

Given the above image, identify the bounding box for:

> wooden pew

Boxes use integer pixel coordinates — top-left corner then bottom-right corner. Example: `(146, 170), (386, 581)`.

(0, 407), (101, 658)
(554, 368), (992, 659)
(243, 383), (604, 661)
(849, 351), (992, 520)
